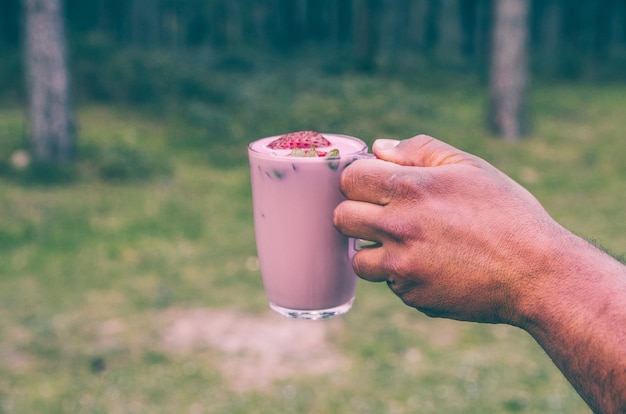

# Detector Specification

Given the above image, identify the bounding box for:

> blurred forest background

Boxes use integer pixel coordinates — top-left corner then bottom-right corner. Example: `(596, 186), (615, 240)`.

(3, 0), (626, 165)
(4, 0), (626, 81)
(3, 0), (626, 114)
(1, 1), (625, 413)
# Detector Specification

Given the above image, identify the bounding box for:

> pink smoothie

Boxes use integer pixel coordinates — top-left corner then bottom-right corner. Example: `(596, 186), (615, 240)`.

(248, 133), (368, 319)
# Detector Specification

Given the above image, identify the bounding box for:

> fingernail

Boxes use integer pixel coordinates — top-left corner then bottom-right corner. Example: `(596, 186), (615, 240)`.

(373, 139), (401, 151)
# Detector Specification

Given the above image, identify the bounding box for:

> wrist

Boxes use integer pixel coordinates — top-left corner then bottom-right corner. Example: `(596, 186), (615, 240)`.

(513, 228), (626, 333)
(510, 229), (626, 413)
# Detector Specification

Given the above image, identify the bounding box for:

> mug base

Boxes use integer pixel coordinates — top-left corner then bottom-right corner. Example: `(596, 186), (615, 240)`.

(269, 297), (355, 320)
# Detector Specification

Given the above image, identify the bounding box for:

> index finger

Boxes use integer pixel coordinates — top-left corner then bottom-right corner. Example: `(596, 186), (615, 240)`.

(339, 159), (410, 206)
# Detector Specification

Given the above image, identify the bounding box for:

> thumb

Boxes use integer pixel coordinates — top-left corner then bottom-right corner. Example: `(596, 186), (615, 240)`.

(372, 134), (479, 168)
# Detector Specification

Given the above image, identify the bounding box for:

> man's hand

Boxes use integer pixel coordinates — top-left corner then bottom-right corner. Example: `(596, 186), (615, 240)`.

(334, 135), (564, 326)
(334, 135), (626, 413)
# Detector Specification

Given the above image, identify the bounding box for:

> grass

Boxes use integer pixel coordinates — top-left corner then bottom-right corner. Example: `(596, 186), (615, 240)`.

(1, 68), (624, 413)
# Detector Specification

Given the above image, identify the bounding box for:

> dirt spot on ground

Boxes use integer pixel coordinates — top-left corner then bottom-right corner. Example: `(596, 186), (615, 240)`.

(160, 308), (348, 391)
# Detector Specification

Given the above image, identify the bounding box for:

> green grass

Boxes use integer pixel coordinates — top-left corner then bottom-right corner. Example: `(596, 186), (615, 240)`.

(1, 70), (624, 413)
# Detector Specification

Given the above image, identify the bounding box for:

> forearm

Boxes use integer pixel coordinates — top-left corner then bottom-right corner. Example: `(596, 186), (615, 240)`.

(518, 233), (626, 413)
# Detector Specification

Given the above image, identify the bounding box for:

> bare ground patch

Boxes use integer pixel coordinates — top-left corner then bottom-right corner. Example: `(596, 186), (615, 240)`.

(159, 308), (348, 391)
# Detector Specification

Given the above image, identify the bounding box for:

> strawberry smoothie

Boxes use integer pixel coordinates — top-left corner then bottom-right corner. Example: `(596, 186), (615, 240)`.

(248, 132), (369, 319)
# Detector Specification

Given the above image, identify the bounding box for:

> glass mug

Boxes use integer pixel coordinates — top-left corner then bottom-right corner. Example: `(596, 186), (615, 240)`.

(248, 133), (373, 320)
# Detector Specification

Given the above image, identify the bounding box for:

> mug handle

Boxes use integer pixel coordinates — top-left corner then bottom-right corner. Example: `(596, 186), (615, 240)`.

(345, 152), (380, 256)
(352, 153), (376, 160)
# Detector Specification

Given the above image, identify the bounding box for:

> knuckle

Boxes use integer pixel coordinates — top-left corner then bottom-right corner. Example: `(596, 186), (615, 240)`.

(378, 207), (421, 244)
(386, 251), (413, 279)
(386, 170), (422, 203)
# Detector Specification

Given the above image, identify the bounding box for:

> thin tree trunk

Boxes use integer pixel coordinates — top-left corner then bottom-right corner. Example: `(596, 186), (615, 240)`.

(534, 0), (562, 77)
(129, 0), (160, 48)
(23, 0), (75, 163)
(460, 0), (478, 60)
(353, 0), (380, 72)
(488, 0), (529, 141)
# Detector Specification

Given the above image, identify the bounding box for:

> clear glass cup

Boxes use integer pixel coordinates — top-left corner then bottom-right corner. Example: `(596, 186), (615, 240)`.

(248, 134), (371, 320)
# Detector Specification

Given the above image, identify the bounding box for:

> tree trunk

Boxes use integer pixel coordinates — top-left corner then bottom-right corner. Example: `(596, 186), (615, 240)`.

(488, 0), (529, 141)
(129, 0), (160, 48)
(533, 0), (562, 78)
(23, 0), (75, 163)
(353, 0), (380, 72)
